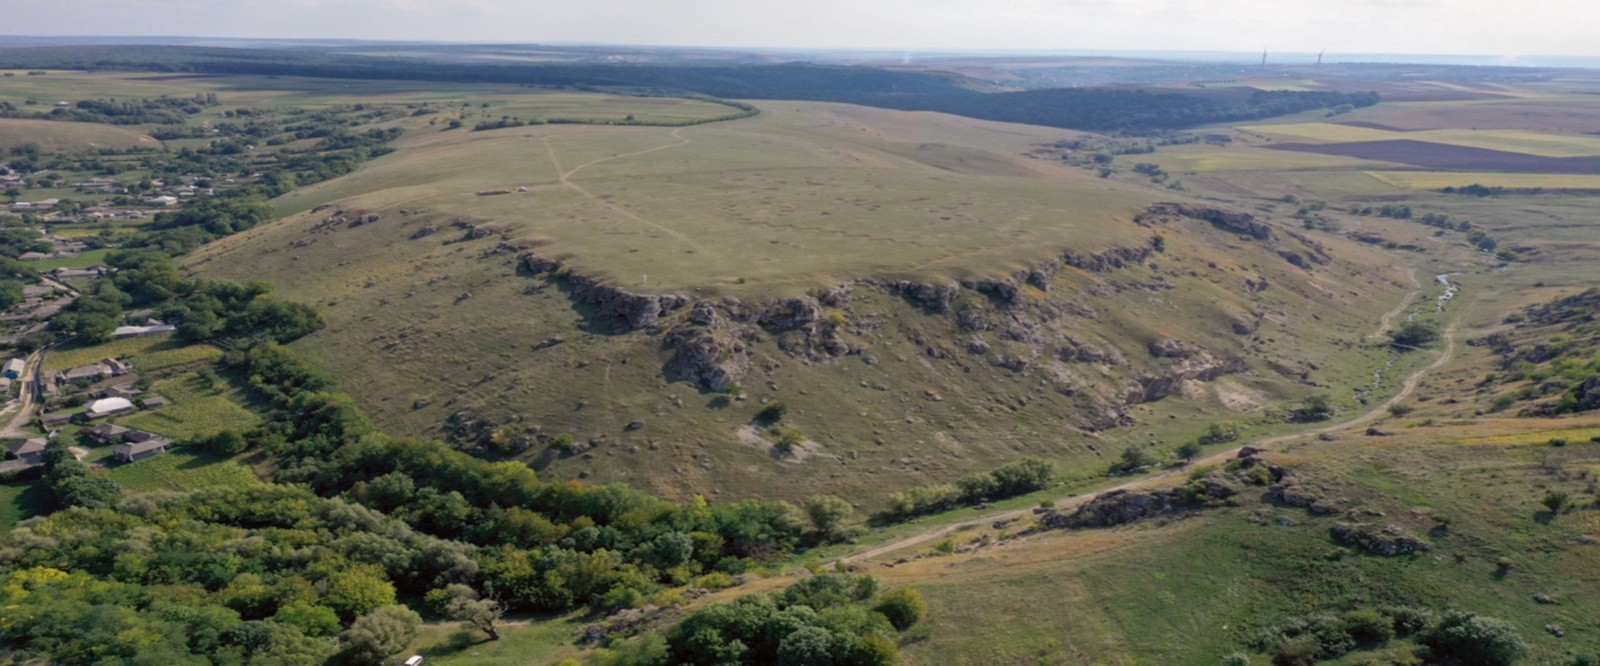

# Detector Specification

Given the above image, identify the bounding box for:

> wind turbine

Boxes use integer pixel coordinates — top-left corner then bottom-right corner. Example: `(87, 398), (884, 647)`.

(1317, 49), (1326, 67)
(1261, 47), (1268, 69)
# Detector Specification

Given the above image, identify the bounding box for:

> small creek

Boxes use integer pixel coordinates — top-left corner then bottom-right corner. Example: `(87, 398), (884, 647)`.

(1354, 274), (1457, 404)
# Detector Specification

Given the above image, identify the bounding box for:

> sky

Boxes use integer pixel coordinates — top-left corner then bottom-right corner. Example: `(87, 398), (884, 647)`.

(5, 0), (1599, 58)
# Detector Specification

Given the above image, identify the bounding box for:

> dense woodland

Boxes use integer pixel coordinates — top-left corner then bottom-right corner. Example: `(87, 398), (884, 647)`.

(0, 46), (1375, 132)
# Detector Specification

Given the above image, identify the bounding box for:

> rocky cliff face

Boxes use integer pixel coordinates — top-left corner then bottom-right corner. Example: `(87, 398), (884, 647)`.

(521, 253), (688, 331)
(515, 222), (1256, 439)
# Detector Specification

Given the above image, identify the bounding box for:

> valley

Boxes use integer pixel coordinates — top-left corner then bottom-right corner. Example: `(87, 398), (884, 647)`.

(0, 49), (1596, 666)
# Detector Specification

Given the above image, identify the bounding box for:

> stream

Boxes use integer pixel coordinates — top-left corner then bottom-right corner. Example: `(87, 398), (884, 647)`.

(1354, 274), (1458, 404)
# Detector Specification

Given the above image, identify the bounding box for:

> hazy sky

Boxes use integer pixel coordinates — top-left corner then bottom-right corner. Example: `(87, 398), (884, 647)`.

(7, 0), (1598, 57)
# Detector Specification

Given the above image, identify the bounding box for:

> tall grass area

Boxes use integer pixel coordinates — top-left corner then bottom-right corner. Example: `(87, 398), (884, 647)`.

(122, 370), (263, 439)
(104, 450), (262, 493)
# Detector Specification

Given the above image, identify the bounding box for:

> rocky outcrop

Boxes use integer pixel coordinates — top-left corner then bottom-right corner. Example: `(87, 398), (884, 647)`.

(887, 280), (960, 313)
(664, 325), (750, 392)
(521, 253), (688, 331)
(1141, 202), (1273, 240)
(1130, 352), (1248, 403)
(1330, 523), (1430, 557)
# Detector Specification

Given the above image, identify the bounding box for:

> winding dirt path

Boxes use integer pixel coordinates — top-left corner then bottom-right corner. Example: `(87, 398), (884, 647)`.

(540, 128), (703, 250)
(837, 282), (1461, 566)
(1371, 267), (1423, 342)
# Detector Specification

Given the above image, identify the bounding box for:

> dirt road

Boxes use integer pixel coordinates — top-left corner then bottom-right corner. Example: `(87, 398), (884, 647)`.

(0, 350), (43, 439)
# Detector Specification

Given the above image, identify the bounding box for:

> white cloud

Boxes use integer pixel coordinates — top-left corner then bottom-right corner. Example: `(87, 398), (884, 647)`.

(5, 0), (1597, 57)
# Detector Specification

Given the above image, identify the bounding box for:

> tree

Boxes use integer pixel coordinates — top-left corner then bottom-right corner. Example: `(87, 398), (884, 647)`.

(806, 495), (856, 542)
(1391, 320), (1440, 348)
(776, 625), (835, 666)
(323, 564), (397, 621)
(338, 605), (421, 665)
(1290, 395), (1333, 423)
(271, 603), (342, 638)
(1114, 447), (1157, 473)
(440, 584), (505, 640)
(872, 587), (927, 630)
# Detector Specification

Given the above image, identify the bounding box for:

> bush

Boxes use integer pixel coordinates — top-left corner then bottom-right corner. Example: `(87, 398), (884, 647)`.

(1222, 654), (1250, 666)
(1176, 441), (1203, 459)
(1391, 321), (1440, 348)
(872, 588), (927, 630)
(1273, 637), (1319, 666)
(1112, 447), (1157, 473)
(1342, 609), (1394, 645)
(1421, 611), (1526, 666)
(756, 401), (788, 423)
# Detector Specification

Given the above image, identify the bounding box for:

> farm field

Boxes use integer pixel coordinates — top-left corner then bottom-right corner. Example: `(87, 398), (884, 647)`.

(1366, 170), (1600, 190)
(1242, 122), (1600, 157)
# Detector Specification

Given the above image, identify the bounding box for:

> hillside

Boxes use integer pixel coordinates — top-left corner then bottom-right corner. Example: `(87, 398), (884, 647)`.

(191, 100), (1413, 503)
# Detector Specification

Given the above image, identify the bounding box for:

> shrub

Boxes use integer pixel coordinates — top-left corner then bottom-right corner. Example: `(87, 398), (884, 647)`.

(1383, 606), (1436, 637)
(756, 401), (788, 423)
(1391, 321), (1440, 348)
(1421, 611), (1527, 666)
(1112, 446), (1157, 473)
(1550, 437), (1570, 447)
(1222, 654), (1250, 666)
(1542, 489), (1571, 514)
(1176, 441), (1203, 459)
(872, 588), (927, 630)
(1273, 637), (1319, 666)
(1342, 609), (1394, 645)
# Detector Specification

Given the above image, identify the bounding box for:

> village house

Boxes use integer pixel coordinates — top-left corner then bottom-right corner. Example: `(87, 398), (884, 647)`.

(16, 252), (51, 262)
(3, 358), (25, 379)
(101, 358), (133, 376)
(9, 199), (60, 212)
(61, 364), (112, 385)
(144, 195), (179, 207)
(94, 384), (142, 401)
(81, 424), (131, 445)
(2, 438), (48, 469)
(84, 396), (136, 420)
(113, 436), (171, 463)
(138, 395), (168, 409)
(53, 267), (106, 280)
(40, 410), (74, 427)
(112, 323), (177, 338)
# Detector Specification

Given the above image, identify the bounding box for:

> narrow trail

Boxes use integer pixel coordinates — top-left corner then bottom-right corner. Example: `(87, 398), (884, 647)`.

(836, 280), (1462, 567)
(541, 129), (703, 250)
(1371, 267), (1422, 342)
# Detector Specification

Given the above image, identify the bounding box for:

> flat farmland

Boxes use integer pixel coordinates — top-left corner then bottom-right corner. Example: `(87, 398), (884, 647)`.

(1267, 140), (1600, 174)
(1367, 170), (1600, 190)
(1243, 121), (1600, 157)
